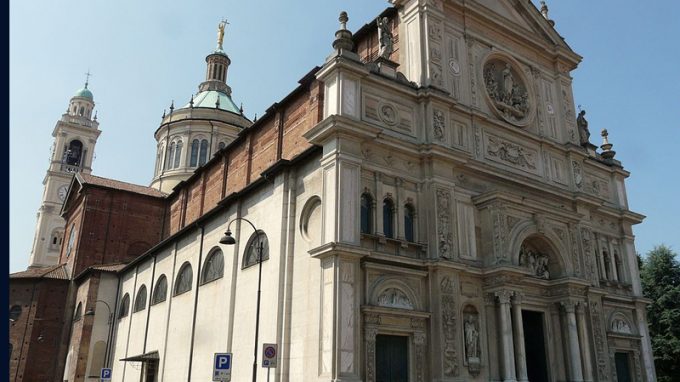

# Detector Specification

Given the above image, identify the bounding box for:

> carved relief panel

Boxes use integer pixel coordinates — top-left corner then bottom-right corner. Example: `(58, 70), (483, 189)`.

(362, 91), (416, 136)
(482, 55), (534, 127)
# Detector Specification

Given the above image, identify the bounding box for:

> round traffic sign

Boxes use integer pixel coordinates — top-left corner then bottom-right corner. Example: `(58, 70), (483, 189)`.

(264, 346), (276, 358)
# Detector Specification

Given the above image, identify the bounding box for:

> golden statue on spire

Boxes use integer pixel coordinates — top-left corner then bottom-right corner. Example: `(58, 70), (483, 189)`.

(217, 18), (229, 51)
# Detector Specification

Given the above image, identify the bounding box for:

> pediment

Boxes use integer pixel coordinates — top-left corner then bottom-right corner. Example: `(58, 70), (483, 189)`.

(470, 0), (572, 52)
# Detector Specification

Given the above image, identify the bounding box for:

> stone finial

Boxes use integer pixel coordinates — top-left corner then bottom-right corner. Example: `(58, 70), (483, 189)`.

(162, 109), (166, 119)
(253, 113), (258, 122)
(215, 96), (221, 109)
(93, 111), (98, 121)
(600, 129), (616, 159)
(189, 94), (194, 108)
(332, 11), (354, 52)
(540, 1), (556, 27)
(169, 100), (175, 113)
(239, 103), (244, 114)
(339, 11), (348, 29)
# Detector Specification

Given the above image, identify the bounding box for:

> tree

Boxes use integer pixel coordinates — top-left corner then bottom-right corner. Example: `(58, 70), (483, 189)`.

(640, 245), (680, 382)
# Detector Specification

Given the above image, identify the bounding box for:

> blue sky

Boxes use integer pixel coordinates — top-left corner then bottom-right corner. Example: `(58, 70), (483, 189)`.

(9, 1), (680, 272)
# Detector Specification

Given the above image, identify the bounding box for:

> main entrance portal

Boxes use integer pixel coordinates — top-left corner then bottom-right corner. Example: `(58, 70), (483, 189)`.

(522, 310), (549, 382)
(376, 334), (408, 382)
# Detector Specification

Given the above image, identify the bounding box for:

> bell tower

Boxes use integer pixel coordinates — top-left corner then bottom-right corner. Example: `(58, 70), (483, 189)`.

(28, 77), (102, 268)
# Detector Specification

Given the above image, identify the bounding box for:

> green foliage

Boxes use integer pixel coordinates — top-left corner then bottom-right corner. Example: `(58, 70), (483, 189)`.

(640, 245), (680, 382)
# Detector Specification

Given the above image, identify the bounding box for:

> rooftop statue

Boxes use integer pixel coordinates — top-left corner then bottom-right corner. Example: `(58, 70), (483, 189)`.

(377, 16), (394, 59)
(577, 109), (591, 147)
(217, 19), (228, 51)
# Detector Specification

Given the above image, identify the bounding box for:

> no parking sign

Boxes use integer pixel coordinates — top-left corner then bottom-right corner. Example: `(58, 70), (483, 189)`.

(262, 343), (278, 368)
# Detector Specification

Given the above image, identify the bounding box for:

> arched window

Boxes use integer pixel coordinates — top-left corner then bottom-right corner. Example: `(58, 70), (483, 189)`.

(361, 193), (373, 234)
(202, 249), (224, 284)
(404, 204), (415, 242)
(190, 139), (200, 167)
(118, 294), (130, 318)
(383, 198), (395, 238)
(65, 224), (76, 258)
(243, 231), (269, 269)
(199, 139), (209, 166)
(79, 106), (84, 116)
(174, 141), (183, 168)
(218, 142), (226, 150)
(152, 275), (168, 305)
(50, 229), (64, 250)
(174, 262), (193, 295)
(65, 140), (83, 166)
(9, 305), (22, 321)
(73, 302), (82, 321)
(134, 285), (147, 312)
(166, 142), (176, 170)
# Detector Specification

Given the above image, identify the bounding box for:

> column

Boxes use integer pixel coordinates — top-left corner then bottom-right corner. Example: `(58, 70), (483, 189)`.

(575, 303), (594, 382)
(512, 294), (528, 382)
(496, 290), (517, 382)
(364, 326), (378, 382)
(562, 300), (584, 382)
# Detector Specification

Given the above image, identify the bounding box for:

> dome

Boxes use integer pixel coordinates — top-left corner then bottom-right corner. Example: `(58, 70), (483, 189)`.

(74, 87), (93, 100)
(182, 90), (240, 114)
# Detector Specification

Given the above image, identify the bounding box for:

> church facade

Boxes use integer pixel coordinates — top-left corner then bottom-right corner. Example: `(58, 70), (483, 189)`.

(12, 1), (656, 382)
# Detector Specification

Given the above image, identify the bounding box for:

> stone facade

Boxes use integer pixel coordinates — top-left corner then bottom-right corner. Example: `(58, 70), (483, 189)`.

(14, 2), (657, 382)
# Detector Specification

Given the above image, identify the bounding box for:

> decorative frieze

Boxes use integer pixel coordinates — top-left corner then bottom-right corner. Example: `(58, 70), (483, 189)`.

(440, 275), (459, 376)
(580, 227), (597, 283)
(436, 188), (453, 259)
(433, 109), (445, 142)
(490, 203), (508, 264)
(569, 226), (582, 277)
(589, 300), (610, 380)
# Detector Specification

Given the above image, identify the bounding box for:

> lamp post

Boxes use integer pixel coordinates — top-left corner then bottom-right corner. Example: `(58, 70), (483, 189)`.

(219, 218), (264, 382)
(84, 300), (114, 368)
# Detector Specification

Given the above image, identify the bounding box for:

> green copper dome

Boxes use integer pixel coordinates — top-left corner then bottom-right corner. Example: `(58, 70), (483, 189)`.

(74, 87), (93, 100)
(182, 90), (240, 114)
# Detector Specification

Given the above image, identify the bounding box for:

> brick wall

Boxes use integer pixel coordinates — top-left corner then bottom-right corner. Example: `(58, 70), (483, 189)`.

(164, 77), (324, 234)
(9, 278), (70, 382)
(62, 187), (166, 277)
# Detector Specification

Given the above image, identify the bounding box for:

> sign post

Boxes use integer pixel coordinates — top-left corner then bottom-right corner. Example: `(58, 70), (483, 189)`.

(262, 343), (278, 368)
(213, 353), (232, 382)
(100, 368), (112, 381)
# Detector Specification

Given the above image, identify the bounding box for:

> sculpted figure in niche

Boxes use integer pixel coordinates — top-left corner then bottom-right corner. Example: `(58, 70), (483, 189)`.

(577, 110), (591, 147)
(377, 17), (394, 59)
(464, 316), (480, 359)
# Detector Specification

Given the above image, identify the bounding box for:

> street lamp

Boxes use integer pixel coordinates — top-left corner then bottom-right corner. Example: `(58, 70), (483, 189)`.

(219, 218), (264, 382)
(84, 300), (114, 368)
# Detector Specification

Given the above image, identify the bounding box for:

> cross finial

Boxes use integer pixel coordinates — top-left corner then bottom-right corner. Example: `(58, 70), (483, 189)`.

(84, 70), (92, 89)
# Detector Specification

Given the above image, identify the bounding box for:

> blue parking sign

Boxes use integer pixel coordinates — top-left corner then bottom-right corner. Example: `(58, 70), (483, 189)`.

(100, 368), (112, 380)
(213, 353), (232, 381)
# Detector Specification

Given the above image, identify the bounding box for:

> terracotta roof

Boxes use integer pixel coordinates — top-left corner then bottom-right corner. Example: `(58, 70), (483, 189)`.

(78, 173), (167, 198)
(89, 263), (127, 273)
(10, 264), (69, 280)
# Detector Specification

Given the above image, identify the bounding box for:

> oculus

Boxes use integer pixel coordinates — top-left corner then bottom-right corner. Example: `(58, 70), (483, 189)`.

(483, 58), (532, 126)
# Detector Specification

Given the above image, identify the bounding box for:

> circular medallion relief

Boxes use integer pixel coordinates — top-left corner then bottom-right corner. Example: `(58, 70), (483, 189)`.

(482, 57), (532, 126)
(378, 103), (399, 126)
(448, 58), (461, 76)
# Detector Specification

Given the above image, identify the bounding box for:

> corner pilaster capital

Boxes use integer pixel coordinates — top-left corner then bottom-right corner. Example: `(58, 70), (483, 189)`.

(495, 289), (514, 304)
